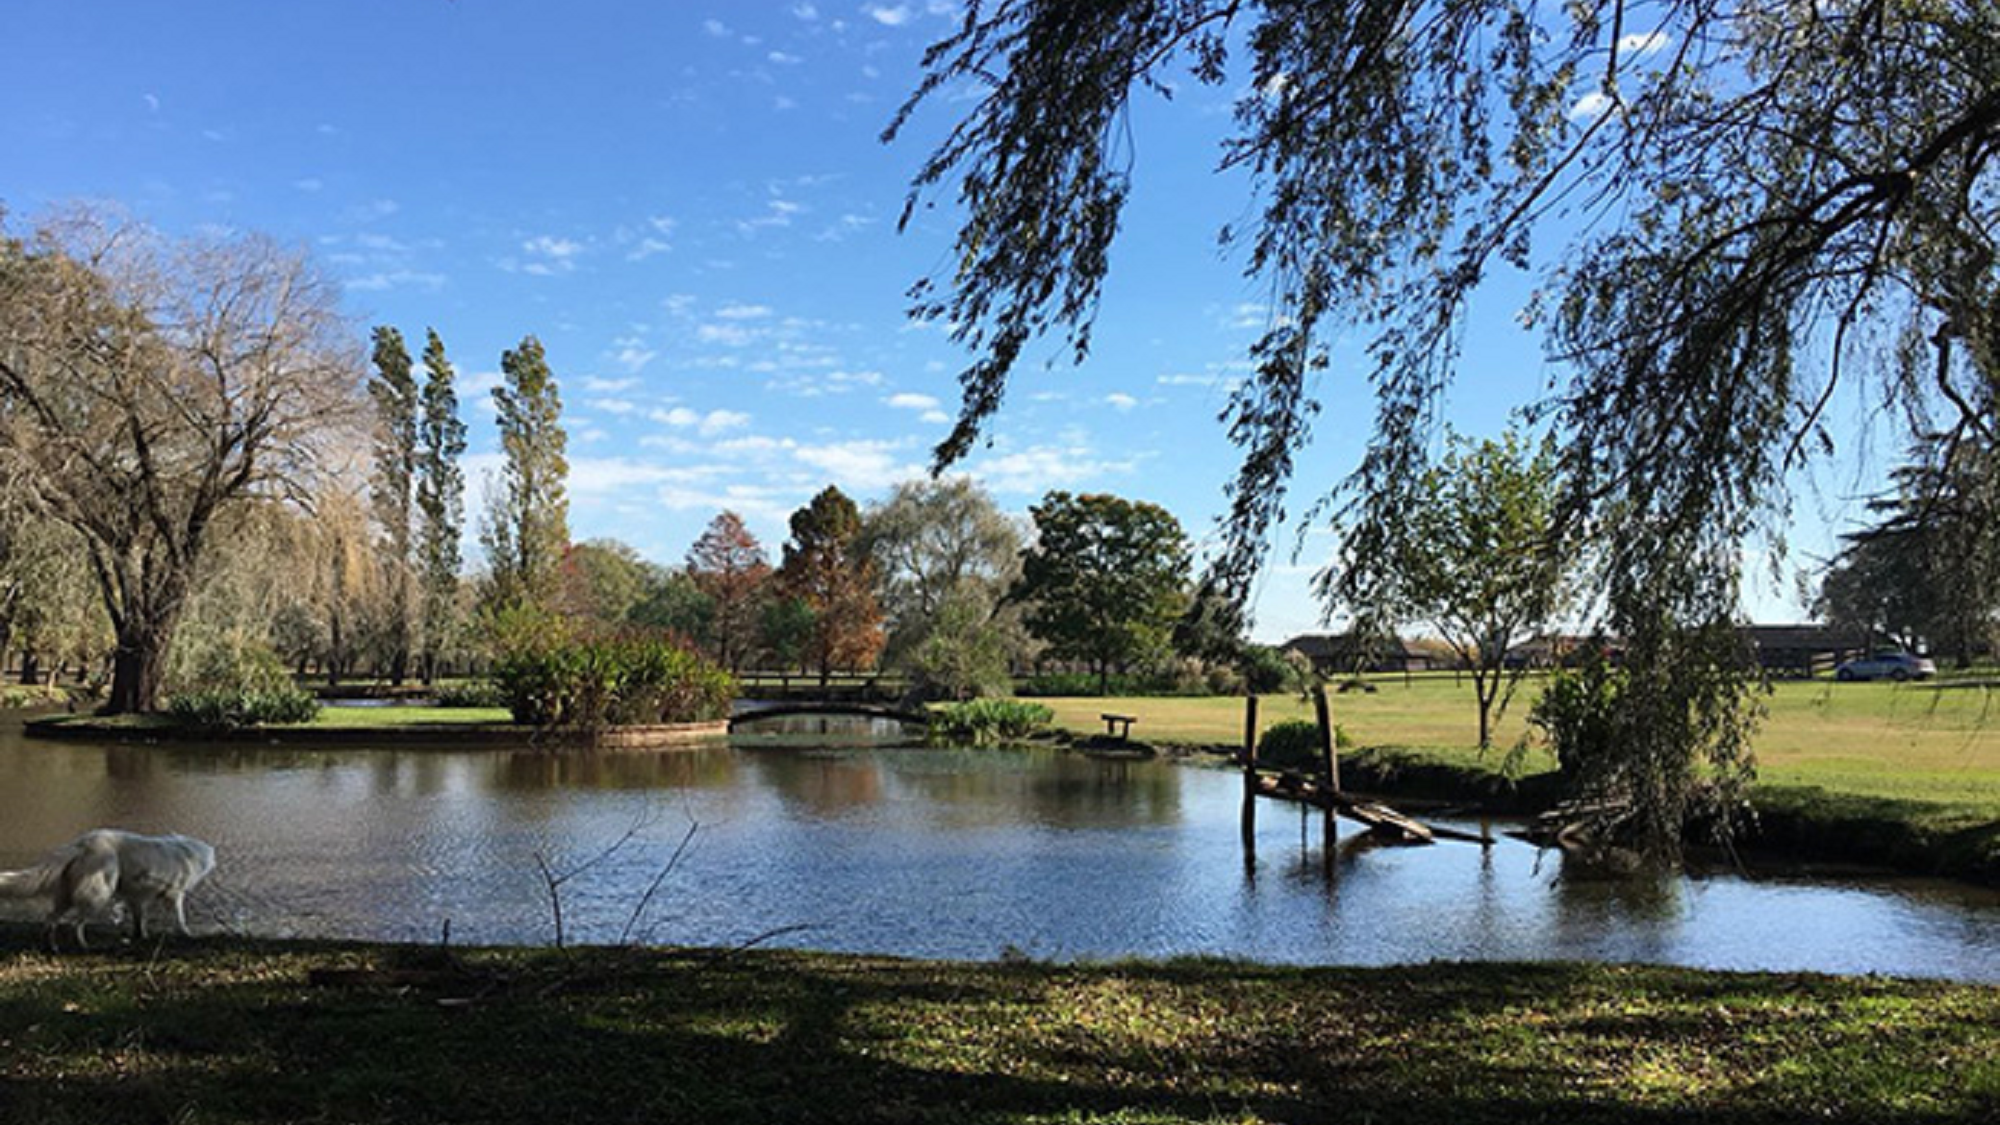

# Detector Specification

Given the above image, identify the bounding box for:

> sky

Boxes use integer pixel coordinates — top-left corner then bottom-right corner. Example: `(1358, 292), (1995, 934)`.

(1, 1), (1863, 639)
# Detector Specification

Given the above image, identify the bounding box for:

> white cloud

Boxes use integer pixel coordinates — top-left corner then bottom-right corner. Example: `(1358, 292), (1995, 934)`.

(583, 376), (639, 393)
(1618, 30), (1671, 58)
(716, 303), (773, 320)
(346, 269), (446, 292)
(292, 177), (323, 193)
(768, 50), (803, 65)
(865, 4), (912, 26)
(703, 18), (730, 37)
(738, 198), (806, 234)
(609, 338), (657, 373)
(567, 457), (682, 495)
(589, 397), (639, 416)
(652, 407), (753, 436)
(791, 2), (819, 18)
(1105, 392), (1139, 412)
(970, 442), (1138, 496)
(1567, 91), (1614, 123)
(792, 439), (924, 491)
(886, 392), (941, 411)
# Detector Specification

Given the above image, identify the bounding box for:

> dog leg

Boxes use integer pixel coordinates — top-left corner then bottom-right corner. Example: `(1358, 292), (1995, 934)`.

(169, 890), (191, 937)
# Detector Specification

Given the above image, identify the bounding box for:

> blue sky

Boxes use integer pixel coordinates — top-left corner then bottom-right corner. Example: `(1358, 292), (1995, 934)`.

(3, 1), (1854, 638)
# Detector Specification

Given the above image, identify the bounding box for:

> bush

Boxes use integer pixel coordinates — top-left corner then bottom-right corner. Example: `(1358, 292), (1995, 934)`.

(928, 698), (1055, 746)
(1254, 718), (1351, 774)
(165, 629), (319, 729)
(1526, 651), (1627, 781)
(169, 685), (320, 730)
(433, 679), (507, 708)
(1239, 645), (1293, 694)
(492, 631), (737, 731)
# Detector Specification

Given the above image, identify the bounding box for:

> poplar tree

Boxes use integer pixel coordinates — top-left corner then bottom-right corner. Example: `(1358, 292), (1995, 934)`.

(481, 336), (568, 615)
(415, 329), (467, 681)
(367, 326), (418, 684)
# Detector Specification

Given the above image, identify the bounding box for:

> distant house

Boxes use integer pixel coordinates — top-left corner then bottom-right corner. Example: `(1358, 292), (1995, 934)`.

(1740, 624), (1872, 678)
(1280, 633), (1443, 675)
(1502, 633), (1607, 670)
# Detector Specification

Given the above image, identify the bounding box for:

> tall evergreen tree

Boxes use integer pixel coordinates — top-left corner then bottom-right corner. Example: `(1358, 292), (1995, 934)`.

(367, 326), (419, 684)
(480, 335), (569, 613)
(414, 328), (467, 682)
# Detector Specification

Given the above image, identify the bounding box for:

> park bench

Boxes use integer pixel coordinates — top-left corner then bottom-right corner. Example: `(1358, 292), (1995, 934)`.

(1099, 712), (1137, 740)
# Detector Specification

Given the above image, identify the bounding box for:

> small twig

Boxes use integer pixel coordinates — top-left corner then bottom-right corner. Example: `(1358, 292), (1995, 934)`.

(619, 820), (699, 947)
(532, 852), (566, 950)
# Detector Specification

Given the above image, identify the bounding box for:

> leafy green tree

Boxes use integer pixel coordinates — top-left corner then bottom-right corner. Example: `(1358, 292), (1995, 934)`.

(1012, 491), (1191, 694)
(1818, 436), (2000, 666)
(415, 329), (468, 683)
(0, 209), (358, 712)
(556, 539), (656, 627)
(888, 2), (2000, 856)
(1344, 429), (1567, 749)
(480, 336), (569, 614)
(758, 596), (817, 674)
(368, 326), (419, 684)
(859, 478), (1027, 690)
(630, 568), (716, 643)
(776, 487), (885, 684)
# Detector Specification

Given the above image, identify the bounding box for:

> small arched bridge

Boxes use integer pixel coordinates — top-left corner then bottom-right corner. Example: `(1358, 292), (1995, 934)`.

(727, 701), (932, 731)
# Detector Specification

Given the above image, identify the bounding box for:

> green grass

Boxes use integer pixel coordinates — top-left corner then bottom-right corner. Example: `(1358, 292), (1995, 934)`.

(294, 705), (514, 727)
(1, 934), (1994, 1124)
(1039, 675), (2000, 876)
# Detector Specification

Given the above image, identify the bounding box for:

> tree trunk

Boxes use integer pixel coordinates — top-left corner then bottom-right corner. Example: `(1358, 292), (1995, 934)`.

(19, 651), (40, 687)
(104, 628), (170, 715)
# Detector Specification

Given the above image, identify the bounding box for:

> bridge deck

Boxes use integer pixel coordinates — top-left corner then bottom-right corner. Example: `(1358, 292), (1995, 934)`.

(728, 701), (932, 729)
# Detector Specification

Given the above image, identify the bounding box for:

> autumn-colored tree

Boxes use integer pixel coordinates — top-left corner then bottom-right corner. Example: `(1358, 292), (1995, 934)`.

(686, 510), (772, 672)
(776, 487), (884, 685)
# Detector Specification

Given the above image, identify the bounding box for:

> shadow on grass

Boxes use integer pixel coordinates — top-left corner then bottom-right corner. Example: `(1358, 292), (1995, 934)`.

(1, 929), (1995, 1124)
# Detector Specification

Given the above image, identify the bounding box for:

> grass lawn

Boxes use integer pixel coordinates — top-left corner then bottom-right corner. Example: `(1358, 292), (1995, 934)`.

(1037, 676), (2000, 863)
(1, 935), (1994, 1124)
(295, 704), (514, 727)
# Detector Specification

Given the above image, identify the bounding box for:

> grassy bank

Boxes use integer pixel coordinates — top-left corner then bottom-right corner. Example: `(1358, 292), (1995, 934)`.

(1039, 677), (2000, 880)
(2, 934), (1995, 1124)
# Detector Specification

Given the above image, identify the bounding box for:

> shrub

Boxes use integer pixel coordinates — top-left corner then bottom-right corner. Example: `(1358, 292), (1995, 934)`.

(1255, 719), (1351, 774)
(169, 685), (320, 730)
(433, 679), (508, 708)
(928, 698), (1055, 746)
(1239, 645), (1293, 694)
(1526, 651), (1627, 781)
(165, 629), (319, 729)
(492, 631), (737, 731)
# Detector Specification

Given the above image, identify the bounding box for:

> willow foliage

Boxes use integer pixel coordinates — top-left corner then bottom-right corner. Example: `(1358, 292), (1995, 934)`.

(891, 1), (2000, 859)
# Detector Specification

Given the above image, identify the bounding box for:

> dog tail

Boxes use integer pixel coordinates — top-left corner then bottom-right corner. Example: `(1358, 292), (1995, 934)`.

(0, 844), (83, 899)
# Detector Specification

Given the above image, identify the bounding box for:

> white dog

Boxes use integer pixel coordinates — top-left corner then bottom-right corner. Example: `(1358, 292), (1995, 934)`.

(0, 829), (216, 950)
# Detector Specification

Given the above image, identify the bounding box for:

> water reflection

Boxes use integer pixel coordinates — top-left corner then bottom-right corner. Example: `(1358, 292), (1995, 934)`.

(0, 716), (1995, 979)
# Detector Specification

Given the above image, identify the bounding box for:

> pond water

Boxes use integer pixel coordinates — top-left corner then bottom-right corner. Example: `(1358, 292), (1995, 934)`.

(1, 716), (1995, 980)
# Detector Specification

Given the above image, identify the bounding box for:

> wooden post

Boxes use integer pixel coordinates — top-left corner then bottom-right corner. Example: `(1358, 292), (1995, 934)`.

(1312, 684), (1340, 792)
(1313, 684), (1339, 845)
(1240, 695), (1259, 854)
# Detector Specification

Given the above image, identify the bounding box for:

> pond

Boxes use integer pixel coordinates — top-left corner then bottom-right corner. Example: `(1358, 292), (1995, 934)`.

(1, 716), (1995, 980)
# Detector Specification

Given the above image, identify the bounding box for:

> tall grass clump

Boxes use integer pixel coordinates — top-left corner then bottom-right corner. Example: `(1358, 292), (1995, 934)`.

(928, 698), (1054, 745)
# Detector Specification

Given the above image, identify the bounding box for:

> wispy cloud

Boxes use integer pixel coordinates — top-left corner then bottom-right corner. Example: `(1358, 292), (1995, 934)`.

(1105, 392), (1139, 412)
(864, 4), (912, 26)
(519, 234), (584, 275)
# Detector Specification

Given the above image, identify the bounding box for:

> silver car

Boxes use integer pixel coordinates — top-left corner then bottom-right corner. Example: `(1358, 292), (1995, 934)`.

(1833, 651), (1937, 682)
